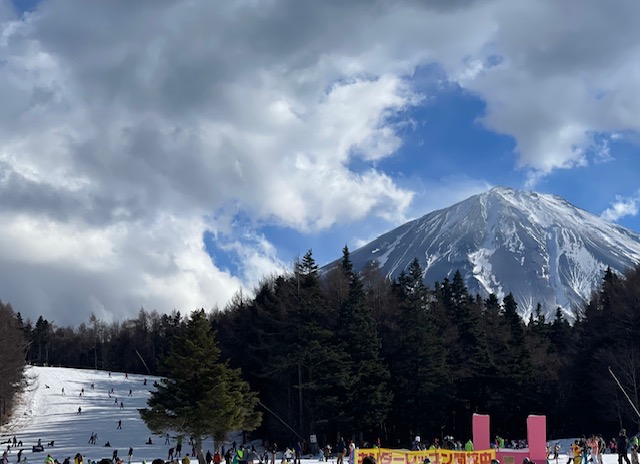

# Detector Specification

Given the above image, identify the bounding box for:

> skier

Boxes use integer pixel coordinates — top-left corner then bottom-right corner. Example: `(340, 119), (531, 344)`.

(620, 430), (631, 464)
(77, 406), (82, 415)
(176, 437), (183, 457)
(117, 420), (122, 429)
(18, 449), (23, 462)
(348, 440), (355, 464)
(128, 448), (133, 463)
(294, 442), (301, 464)
(120, 402), (124, 410)
(336, 439), (345, 464)
(168, 448), (175, 461)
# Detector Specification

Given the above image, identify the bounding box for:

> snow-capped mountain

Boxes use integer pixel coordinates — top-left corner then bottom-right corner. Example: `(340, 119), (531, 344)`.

(339, 186), (640, 320)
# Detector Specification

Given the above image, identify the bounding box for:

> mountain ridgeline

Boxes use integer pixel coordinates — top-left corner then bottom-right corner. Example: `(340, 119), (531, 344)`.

(333, 187), (640, 319)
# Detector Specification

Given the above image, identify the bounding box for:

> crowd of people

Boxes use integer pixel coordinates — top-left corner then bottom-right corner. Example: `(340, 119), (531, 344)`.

(556, 429), (640, 464)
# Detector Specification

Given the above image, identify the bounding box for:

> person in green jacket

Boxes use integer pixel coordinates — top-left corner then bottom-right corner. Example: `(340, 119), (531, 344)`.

(465, 440), (474, 452)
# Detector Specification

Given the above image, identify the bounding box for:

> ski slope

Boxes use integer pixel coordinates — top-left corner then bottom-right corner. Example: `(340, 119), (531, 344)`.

(0, 366), (629, 464)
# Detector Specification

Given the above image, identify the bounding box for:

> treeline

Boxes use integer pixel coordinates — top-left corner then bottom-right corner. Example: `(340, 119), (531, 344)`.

(2, 248), (640, 447)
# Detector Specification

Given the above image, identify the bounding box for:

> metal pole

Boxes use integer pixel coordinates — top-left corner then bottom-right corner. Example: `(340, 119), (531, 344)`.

(258, 401), (305, 441)
(608, 366), (640, 420)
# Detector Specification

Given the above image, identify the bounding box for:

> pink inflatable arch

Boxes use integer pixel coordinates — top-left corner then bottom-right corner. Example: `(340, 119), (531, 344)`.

(472, 413), (546, 464)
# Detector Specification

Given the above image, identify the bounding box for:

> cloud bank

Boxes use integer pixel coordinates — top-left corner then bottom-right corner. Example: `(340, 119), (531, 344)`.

(1, 0), (640, 324)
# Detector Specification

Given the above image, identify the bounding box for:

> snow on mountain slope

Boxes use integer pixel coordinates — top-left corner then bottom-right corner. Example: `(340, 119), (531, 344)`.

(339, 187), (640, 320)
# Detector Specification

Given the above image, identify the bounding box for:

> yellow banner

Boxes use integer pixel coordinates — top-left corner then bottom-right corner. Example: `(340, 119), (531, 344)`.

(356, 448), (496, 464)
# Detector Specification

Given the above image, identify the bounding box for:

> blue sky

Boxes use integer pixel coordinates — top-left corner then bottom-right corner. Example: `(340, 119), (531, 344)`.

(2, 0), (640, 325)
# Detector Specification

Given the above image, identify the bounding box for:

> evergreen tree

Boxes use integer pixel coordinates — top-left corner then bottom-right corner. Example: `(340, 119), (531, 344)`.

(389, 259), (450, 445)
(336, 246), (392, 442)
(286, 250), (350, 442)
(0, 301), (28, 425)
(140, 309), (261, 464)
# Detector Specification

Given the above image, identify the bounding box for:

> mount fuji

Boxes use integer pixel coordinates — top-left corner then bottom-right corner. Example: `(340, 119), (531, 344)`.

(337, 187), (640, 320)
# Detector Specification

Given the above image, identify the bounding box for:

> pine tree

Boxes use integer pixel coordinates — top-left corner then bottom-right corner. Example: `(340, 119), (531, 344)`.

(336, 246), (392, 442)
(139, 309), (261, 464)
(286, 250), (350, 441)
(389, 259), (450, 444)
(0, 301), (28, 425)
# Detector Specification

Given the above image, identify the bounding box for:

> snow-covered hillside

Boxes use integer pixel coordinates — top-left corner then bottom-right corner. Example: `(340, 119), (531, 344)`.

(338, 187), (640, 320)
(0, 366), (218, 464)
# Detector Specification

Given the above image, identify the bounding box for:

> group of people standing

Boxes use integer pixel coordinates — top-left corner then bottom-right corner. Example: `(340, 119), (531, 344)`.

(566, 430), (639, 464)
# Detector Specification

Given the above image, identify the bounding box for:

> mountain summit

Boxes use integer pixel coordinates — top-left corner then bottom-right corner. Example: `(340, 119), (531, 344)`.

(343, 186), (640, 320)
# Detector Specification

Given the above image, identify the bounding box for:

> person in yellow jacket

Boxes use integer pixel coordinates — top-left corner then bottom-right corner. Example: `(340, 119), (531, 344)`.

(571, 441), (582, 464)
(182, 455), (191, 464)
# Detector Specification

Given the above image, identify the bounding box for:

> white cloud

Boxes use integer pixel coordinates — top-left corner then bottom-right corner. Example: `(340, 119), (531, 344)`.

(601, 193), (640, 222)
(2, 0), (640, 324)
(455, 0), (640, 179)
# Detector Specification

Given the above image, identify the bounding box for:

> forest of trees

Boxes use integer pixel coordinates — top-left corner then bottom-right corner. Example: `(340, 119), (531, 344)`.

(2, 248), (640, 449)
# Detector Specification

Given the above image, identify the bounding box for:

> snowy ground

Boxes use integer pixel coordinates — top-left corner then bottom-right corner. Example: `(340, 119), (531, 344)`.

(0, 367), (627, 464)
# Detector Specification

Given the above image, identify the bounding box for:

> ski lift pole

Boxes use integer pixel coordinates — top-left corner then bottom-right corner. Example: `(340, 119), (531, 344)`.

(258, 401), (305, 441)
(608, 366), (640, 420)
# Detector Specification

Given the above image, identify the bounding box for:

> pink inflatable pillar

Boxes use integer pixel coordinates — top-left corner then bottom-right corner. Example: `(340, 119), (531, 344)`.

(472, 414), (490, 451)
(527, 415), (547, 464)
